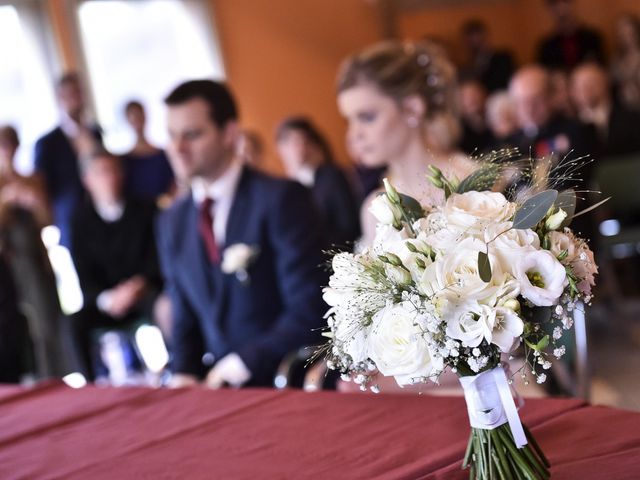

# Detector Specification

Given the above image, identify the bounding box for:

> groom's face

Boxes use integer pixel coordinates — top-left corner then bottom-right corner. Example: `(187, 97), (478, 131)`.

(166, 98), (235, 182)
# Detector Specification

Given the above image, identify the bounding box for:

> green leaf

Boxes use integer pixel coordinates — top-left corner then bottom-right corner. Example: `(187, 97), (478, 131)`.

(513, 190), (558, 229)
(398, 193), (424, 221)
(556, 189), (576, 228)
(456, 163), (502, 193)
(478, 251), (492, 282)
(536, 335), (549, 350)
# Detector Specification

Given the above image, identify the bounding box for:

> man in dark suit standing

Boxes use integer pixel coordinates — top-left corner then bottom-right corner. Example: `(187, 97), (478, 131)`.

(157, 80), (326, 388)
(34, 73), (102, 247)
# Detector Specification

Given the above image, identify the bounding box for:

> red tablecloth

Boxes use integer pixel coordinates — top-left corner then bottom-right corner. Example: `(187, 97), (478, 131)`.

(1, 383), (639, 479)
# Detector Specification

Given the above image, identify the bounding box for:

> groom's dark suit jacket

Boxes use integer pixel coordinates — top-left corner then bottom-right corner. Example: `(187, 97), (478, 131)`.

(156, 166), (327, 386)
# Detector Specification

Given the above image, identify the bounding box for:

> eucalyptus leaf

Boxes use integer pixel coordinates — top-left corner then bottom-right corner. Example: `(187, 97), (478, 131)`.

(457, 163), (502, 193)
(513, 190), (558, 229)
(556, 189), (576, 228)
(478, 251), (492, 282)
(399, 193), (425, 221)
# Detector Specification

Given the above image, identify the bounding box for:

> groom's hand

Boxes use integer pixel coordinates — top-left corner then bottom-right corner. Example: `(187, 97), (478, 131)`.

(168, 373), (199, 388)
(204, 353), (251, 389)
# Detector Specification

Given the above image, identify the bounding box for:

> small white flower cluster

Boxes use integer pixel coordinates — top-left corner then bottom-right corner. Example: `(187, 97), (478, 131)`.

(323, 181), (597, 389)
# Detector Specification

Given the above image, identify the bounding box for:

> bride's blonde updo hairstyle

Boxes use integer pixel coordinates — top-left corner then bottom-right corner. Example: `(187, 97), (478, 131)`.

(336, 40), (457, 119)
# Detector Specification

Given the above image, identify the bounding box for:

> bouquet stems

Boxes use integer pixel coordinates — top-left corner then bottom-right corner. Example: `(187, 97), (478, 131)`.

(462, 424), (549, 479)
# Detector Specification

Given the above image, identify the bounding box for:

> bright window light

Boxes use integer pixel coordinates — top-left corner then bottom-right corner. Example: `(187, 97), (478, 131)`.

(0, 5), (57, 173)
(134, 325), (169, 373)
(77, 0), (225, 154)
(599, 219), (621, 237)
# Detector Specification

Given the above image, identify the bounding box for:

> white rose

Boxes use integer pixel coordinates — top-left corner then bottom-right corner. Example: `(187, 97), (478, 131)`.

(514, 250), (567, 306)
(369, 193), (403, 227)
(418, 237), (503, 304)
(367, 302), (442, 386)
(444, 191), (516, 231)
(221, 244), (257, 274)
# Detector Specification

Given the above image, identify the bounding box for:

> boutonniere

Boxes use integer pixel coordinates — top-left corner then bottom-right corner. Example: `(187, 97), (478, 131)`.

(221, 243), (260, 284)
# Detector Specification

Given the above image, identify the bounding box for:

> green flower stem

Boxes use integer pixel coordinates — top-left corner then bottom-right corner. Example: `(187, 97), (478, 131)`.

(524, 425), (550, 468)
(491, 451), (508, 480)
(491, 429), (514, 479)
(463, 433), (474, 468)
(496, 427), (540, 479)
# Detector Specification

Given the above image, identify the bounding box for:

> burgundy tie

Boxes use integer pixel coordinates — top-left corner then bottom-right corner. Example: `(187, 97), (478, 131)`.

(198, 197), (220, 264)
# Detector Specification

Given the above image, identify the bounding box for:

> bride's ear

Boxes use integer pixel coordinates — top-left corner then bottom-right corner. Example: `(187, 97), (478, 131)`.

(401, 95), (426, 128)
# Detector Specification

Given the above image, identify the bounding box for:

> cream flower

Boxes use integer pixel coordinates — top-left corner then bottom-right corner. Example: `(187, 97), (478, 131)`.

(444, 191), (516, 231)
(370, 193), (403, 227)
(221, 244), (259, 274)
(367, 302), (442, 386)
(514, 250), (567, 306)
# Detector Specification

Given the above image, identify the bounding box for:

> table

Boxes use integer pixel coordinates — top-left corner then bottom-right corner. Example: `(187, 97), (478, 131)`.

(1, 382), (639, 479)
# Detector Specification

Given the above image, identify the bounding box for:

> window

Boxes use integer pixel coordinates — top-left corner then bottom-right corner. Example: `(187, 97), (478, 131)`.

(0, 3), (58, 174)
(76, 0), (225, 153)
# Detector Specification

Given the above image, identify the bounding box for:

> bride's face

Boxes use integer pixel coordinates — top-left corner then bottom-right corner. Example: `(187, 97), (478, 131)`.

(338, 83), (413, 168)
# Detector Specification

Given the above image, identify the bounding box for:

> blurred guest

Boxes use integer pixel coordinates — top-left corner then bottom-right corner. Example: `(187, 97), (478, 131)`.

(537, 0), (605, 70)
(460, 19), (515, 92)
(571, 62), (640, 156)
(457, 79), (494, 154)
(158, 80), (326, 388)
(0, 126), (67, 378)
(276, 116), (360, 249)
(0, 253), (24, 383)
(69, 149), (161, 380)
(34, 72), (102, 248)
(549, 69), (575, 118)
(507, 65), (591, 161)
(236, 129), (266, 169)
(122, 100), (175, 203)
(486, 91), (519, 147)
(611, 13), (640, 111)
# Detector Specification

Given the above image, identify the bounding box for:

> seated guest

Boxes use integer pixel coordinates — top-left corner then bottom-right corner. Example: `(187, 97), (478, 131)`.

(571, 62), (640, 157)
(506, 65), (593, 178)
(0, 125), (67, 379)
(459, 19), (515, 93)
(69, 149), (161, 380)
(485, 91), (519, 149)
(537, 0), (605, 70)
(236, 129), (266, 170)
(276, 116), (360, 249)
(457, 79), (494, 154)
(158, 80), (326, 388)
(34, 72), (102, 248)
(122, 100), (175, 203)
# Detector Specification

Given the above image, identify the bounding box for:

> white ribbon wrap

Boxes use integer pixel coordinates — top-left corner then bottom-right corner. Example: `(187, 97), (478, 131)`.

(459, 365), (528, 449)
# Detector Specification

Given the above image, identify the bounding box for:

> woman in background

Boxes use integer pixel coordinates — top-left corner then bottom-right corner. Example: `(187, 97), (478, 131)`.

(276, 116), (360, 250)
(611, 13), (640, 111)
(122, 100), (175, 204)
(336, 40), (478, 247)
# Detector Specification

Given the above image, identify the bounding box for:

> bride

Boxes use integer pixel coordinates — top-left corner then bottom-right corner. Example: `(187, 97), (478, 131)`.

(336, 40), (478, 248)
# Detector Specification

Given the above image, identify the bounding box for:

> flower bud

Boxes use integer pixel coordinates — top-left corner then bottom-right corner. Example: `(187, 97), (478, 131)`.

(382, 178), (401, 204)
(545, 208), (567, 231)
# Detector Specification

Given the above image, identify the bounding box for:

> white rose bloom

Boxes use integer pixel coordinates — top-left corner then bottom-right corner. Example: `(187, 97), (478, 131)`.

(445, 302), (524, 353)
(444, 191), (516, 232)
(418, 237), (504, 304)
(514, 250), (567, 306)
(367, 302), (442, 386)
(369, 193), (403, 226)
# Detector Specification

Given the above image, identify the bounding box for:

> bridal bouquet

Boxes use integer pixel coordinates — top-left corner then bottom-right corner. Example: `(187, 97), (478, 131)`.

(320, 164), (599, 479)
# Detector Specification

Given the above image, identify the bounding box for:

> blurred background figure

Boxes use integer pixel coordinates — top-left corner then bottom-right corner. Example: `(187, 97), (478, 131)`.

(459, 19), (515, 93)
(236, 129), (266, 170)
(276, 116), (360, 249)
(0, 125), (67, 379)
(549, 69), (576, 118)
(457, 78), (494, 154)
(69, 148), (161, 382)
(485, 91), (519, 149)
(610, 13), (640, 111)
(34, 72), (102, 248)
(571, 62), (640, 157)
(122, 100), (175, 204)
(0, 253), (25, 383)
(537, 0), (605, 70)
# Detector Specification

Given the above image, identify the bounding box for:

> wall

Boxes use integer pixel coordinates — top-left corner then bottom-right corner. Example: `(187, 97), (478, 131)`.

(211, 0), (381, 171)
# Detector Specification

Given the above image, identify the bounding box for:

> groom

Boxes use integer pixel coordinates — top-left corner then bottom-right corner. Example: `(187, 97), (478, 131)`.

(157, 80), (327, 388)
